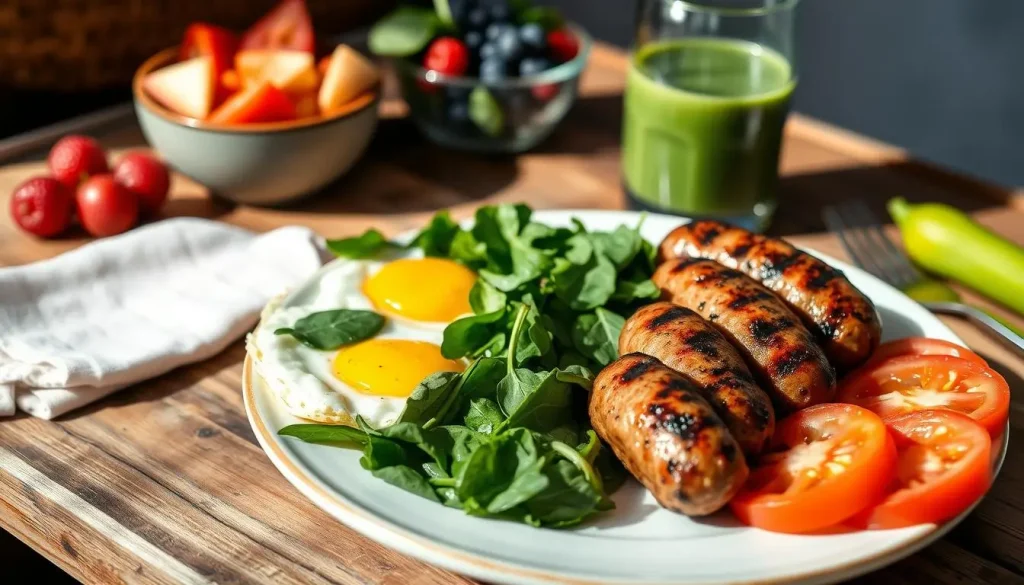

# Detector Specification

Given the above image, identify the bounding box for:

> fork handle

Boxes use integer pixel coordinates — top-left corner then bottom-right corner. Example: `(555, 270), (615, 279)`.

(923, 301), (1024, 355)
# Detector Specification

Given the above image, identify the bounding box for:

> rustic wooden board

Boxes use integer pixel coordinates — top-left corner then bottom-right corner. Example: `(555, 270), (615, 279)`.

(1, 43), (1023, 585)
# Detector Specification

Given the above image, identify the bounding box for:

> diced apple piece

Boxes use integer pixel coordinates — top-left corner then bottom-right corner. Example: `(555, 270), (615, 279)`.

(144, 57), (214, 119)
(318, 45), (379, 114)
(236, 50), (318, 95)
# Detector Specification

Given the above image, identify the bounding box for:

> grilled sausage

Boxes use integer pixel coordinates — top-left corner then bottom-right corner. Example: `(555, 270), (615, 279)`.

(620, 302), (774, 456)
(653, 259), (836, 413)
(591, 353), (747, 516)
(659, 220), (881, 371)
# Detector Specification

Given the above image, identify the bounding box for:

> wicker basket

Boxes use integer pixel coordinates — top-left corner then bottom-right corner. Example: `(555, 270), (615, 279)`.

(0, 0), (391, 91)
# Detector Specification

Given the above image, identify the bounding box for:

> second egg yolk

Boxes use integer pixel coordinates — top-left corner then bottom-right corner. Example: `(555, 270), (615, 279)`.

(363, 257), (475, 323)
(332, 339), (465, 397)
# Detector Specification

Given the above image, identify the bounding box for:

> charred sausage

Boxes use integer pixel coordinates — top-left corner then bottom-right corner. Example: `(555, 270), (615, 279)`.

(620, 302), (775, 456)
(591, 353), (748, 516)
(653, 259), (836, 413)
(659, 220), (881, 371)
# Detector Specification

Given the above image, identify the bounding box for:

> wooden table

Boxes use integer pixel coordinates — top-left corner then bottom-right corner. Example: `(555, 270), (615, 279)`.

(2, 43), (1023, 585)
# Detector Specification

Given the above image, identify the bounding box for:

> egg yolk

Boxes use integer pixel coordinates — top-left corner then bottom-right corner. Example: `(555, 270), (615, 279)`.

(363, 257), (475, 322)
(332, 339), (465, 397)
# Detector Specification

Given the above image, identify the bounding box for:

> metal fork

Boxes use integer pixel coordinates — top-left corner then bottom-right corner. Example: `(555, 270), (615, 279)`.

(823, 200), (1024, 355)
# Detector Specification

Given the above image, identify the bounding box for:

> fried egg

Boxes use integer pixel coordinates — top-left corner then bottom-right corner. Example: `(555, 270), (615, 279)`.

(248, 256), (475, 427)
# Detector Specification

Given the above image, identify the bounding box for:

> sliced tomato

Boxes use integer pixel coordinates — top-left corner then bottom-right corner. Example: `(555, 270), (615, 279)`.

(866, 337), (986, 368)
(180, 23), (238, 105)
(730, 404), (897, 534)
(837, 355), (1010, 436)
(208, 82), (297, 125)
(239, 0), (315, 54)
(853, 410), (992, 529)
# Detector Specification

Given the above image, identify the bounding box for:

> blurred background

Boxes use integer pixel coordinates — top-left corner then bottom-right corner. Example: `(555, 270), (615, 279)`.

(2, 0), (1020, 190)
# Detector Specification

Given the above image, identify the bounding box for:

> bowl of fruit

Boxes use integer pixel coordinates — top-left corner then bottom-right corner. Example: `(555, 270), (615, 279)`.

(369, 1), (590, 153)
(133, 0), (381, 206)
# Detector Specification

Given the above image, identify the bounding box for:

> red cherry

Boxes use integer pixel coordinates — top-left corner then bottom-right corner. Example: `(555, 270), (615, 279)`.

(547, 29), (579, 63)
(423, 37), (470, 77)
(113, 152), (171, 216)
(47, 135), (109, 189)
(76, 174), (138, 237)
(9, 176), (74, 238)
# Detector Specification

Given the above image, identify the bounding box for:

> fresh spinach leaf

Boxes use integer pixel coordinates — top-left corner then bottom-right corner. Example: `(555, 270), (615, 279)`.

(370, 421), (451, 470)
(449, 229), (488, 268)
(464, 398), (506, 434)
(441, 307), (507, 359)
(576, 429), (601, 464)
(611, 277), (660, 303)
(469, 280), (507, 314)
(590, 224), (645, 270)
(555, 364), (594, 390)
(486, 457), (549, 514)
(368, 7), (442, 57)
(359, 434), (407, 470)
(274, 309), (385, 350)
(455, 428), (542, 510)
(428, 357), (506, 428)
(551, 250), (616, 311)
(572, 308), (624, 366)
(372, 465), (440, 502)
(326, 229), (396, 259)
(277, 424), (368, 445)
(397, 371), (461, 425)
(524, 458), (604, 527)
(409, 211), (460, 257)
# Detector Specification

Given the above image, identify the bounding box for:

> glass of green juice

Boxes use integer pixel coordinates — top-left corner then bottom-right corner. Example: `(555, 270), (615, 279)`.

(622, 0), (798, 232)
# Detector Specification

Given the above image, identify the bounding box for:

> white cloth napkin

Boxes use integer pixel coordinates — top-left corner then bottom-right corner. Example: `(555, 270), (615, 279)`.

(0, 217), (326, 419)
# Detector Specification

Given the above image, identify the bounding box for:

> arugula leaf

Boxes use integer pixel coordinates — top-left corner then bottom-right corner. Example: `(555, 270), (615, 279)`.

(449, 229), (488, 268)
(409, 211), (461, 257)
(572, 308), (625, 366)
(326, 229), (396, 259)
(464, 398), (506, 434)
(275, 309), (385, 350)
(469, 280), (507, 314)
(397, 371), (461, 425)
(441, 307), (507, 359)
(372, 465), (441, 502)
(277, 424), (368, 445)
(368, 7), (442, 57)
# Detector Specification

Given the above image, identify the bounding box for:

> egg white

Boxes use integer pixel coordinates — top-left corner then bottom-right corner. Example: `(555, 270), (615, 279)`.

(247, 259), (453, 427)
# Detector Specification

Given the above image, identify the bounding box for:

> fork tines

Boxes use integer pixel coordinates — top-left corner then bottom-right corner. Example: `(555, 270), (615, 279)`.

(823, 200), (921, 289)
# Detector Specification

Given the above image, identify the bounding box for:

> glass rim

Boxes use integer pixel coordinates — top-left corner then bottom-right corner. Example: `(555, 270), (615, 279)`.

(667, 0), (800, 16)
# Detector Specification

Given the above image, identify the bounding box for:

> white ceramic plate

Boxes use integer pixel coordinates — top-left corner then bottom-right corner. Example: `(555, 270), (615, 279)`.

(243, 210), (1007, 585)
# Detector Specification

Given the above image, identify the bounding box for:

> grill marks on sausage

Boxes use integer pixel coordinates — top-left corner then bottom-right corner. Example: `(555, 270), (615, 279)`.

(647, 403), (719, 442)
(647, 305), (692, 331)
(728, 290), (773, 309)
(749, 317), (794, 342)
(684, 330), (720, 358)
(620, 357), (656, 382)
(756, 251), (802, 282)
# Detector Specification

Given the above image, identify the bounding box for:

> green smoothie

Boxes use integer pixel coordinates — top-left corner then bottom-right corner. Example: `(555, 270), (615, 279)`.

(622, 38), (795, 224)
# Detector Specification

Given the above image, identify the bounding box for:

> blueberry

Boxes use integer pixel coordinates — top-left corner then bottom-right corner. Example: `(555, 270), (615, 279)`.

(518, 23), (546, 53)
(519, 57), (551, 76)
(479, 41), (498, 61)
(467, 7), (489, 30)
(495, 27), (523, 62)
(465, 30), (483, 51)
(448, 101), (470, 124)
(486, 0), (511, 22)
(486, 22), (514, 42)
(479, 57), (507, 82)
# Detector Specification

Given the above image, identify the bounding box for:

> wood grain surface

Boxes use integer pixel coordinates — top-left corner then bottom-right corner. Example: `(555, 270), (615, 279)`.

(1, 43), (1023, 585)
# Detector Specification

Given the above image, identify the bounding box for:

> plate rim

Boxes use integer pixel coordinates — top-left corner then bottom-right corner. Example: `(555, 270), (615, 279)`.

(243, 209), (1008, 585)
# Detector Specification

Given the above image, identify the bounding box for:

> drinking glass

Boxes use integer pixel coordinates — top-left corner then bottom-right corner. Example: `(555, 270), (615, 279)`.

(622, 0), (799, 232)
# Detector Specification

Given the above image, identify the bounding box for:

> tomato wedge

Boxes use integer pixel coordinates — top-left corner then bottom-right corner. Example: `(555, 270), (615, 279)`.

(208, 82), (297, 124)
(240, 0), (315, 54)
(838, 355), (1010, 436)
(730, 404), (897, 534)
(866, 337), (986, 368)
(853, 410), (992, 529)
(180, 23), (238, 105)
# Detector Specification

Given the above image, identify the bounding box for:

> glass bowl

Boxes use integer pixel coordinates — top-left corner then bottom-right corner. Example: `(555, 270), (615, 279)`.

(395, 23), (591, 153)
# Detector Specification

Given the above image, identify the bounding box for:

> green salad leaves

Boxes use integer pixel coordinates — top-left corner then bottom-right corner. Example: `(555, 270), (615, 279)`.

(279, 203), (656, 527)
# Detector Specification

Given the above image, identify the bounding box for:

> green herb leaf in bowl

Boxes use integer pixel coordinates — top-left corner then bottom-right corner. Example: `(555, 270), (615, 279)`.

(369, 7), (443, 57)
(275, 309), (385, 350)
(469, 86), (505, 137)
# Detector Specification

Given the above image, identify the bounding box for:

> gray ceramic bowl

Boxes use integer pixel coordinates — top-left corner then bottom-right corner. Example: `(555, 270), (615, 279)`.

(133, 47), (379, 206)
